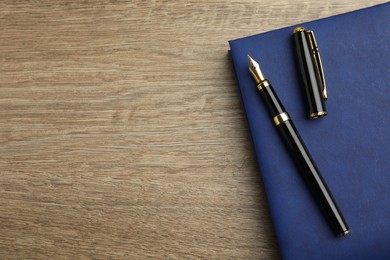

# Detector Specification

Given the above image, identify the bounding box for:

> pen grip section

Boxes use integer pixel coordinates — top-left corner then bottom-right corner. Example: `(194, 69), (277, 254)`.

(276, 120), (349, 236)
(259, 84), (286, 117)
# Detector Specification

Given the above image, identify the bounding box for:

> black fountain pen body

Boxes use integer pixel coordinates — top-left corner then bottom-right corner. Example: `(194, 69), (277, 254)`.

(248, 55), (349, 237)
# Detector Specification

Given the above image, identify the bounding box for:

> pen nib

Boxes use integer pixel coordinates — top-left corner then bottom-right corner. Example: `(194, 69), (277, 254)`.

(248, 55), (265, 83)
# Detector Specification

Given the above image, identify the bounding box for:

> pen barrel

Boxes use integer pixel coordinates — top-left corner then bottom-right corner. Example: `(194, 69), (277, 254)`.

(258, 83), (349, 236)
(258, 82), (286, 117)
(293, 31), (327, 119)
(276, 119), (349, 236)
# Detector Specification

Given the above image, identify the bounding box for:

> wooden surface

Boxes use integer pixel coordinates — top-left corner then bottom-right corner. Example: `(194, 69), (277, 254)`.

(0, 1), (386, 259)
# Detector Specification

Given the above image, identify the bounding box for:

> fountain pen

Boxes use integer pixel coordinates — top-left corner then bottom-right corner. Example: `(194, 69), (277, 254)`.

(248, 55), (349, 237)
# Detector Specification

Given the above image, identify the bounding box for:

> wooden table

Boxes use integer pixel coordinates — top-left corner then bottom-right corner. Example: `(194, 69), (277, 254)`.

(0, 1), (385, 258)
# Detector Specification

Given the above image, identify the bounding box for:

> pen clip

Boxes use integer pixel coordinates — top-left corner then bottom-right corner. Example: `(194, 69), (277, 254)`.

(307, 30), (328, 100)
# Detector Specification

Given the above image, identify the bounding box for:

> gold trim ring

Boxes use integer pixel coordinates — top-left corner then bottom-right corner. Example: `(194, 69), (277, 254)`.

(309, 111), (328, 119)
(273, 112), (290, 126)
(293, 26), (306, 33)
(257, 80), (270, 91)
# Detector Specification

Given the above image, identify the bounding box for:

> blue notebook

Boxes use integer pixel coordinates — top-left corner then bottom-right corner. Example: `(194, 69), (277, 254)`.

(229, 3), (390, 259)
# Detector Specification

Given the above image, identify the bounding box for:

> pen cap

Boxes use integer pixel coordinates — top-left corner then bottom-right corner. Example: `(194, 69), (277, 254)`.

(293, 27), (327, 119)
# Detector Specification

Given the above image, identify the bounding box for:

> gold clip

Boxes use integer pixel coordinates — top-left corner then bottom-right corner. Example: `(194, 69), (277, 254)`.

(307, 30), (327, 100)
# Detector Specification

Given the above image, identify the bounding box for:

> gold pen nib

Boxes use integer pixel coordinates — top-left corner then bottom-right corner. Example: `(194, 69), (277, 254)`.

(248, 55), (265, 83)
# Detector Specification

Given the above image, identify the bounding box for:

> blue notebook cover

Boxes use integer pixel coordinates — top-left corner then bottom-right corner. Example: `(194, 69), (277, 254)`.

(229, 3), (390, 259)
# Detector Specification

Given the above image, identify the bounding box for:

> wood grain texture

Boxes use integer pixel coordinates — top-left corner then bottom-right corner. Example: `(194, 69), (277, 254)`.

(0, 1), (386, 259)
